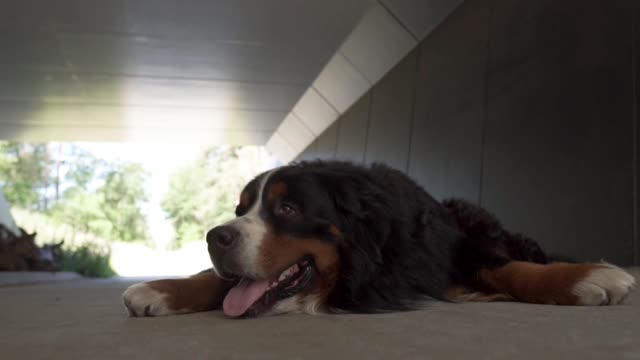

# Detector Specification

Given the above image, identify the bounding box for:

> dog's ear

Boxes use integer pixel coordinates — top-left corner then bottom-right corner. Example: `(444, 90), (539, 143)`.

(25, 232), (37, 243)
(327, 174), (376, 221)
(329, 178), (387, 265)
(332, 189), (363, 218)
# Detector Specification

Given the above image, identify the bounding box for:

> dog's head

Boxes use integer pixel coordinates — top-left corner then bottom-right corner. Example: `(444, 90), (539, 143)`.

(207, 161), (373, 317)
(208, 161), (456, 317)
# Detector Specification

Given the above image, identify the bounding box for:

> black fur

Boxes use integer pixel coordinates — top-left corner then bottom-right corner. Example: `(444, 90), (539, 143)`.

(274, 160), (550, 313)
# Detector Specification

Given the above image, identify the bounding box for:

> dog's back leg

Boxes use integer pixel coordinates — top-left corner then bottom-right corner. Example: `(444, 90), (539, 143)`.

(478, 261), (634, 305)
(443, 198), (635, 305)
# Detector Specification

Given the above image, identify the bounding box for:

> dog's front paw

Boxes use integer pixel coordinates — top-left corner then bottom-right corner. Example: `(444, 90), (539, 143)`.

(573, 264), (635, 305)
(123, 283), (173, 317)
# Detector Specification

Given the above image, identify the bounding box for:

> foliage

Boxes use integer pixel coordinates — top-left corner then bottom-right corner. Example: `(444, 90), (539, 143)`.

(2, 141), (268, 251)
(0, 142), (52, 209)
(99, 163), (148, 242)
(11, 207), (117, 277)
(161, 146), (250, 247)
(49, 188), (113, 238)
(59, 244), (116, 278)
(0, 141), (149, 243)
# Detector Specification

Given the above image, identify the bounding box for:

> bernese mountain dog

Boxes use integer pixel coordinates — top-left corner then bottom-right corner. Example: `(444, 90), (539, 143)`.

(123, 160), (635, 318)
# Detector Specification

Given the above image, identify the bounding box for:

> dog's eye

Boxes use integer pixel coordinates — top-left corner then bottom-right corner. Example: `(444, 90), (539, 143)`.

(276, 203), (297, 217)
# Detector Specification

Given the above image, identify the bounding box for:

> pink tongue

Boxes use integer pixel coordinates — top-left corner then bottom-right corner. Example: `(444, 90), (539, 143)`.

(223, 278), (270, 317)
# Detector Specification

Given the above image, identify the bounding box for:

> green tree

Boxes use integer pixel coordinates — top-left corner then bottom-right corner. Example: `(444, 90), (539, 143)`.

(99, 163), (149, 242)
(1, 141), (150, 243)
(63, 146), (102, 191)
(50, 187), (112, 237)
(0, 142), (53, 210)
(161, 147), (248, 247)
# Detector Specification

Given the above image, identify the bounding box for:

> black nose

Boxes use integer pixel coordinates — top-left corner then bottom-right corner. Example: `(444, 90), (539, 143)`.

(206, 225), (239, 249)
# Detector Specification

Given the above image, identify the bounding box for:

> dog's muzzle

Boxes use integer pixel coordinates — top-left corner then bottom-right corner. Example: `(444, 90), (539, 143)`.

(207, 225), (244, 279)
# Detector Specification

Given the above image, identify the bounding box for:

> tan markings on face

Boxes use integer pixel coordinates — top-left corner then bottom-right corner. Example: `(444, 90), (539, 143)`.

(308, 260), (340, 305)
(328, 225), (342, 238)
(258, 230), (340, 301)
(267, 181), (287, 201)
(219, 170), (274, 278)
(239, 190), (250, 209)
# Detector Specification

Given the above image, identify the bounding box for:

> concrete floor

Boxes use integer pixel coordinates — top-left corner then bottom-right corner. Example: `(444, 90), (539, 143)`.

(0, 269), (638, 360)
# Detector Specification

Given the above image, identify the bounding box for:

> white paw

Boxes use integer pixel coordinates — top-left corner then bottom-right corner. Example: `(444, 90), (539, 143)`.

(122, 283), (172, 317)
(573, 264), (635, 305)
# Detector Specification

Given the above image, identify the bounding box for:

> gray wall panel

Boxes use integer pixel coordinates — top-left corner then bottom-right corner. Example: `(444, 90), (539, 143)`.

(380, 0), (464, 40)
(635, 2), (640, 266)
(364, 49), (418, 171)
(481, 0), (634, 264)
(296, 138), (319, 162)
(315, 121), (339, 159)
(408, 0), (489, 202)
(296, 0), (638, 265)
(335, 93), (371, 163)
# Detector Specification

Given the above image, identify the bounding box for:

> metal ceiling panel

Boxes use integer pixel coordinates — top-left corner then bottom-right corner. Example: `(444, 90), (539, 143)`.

(276, 113), (315, 154)
(291, 87), (339, 136)
(380, 0), (463, 39)
(0, 0), (373, 144)
(340, 3), (417, 85)
(265, 131), (296, 163)
(313, 52), (371, 114)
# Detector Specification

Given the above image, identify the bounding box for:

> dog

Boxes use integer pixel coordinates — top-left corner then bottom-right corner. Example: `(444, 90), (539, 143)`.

(123, 160), (635, 318)
(0, 225), (63, 272)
